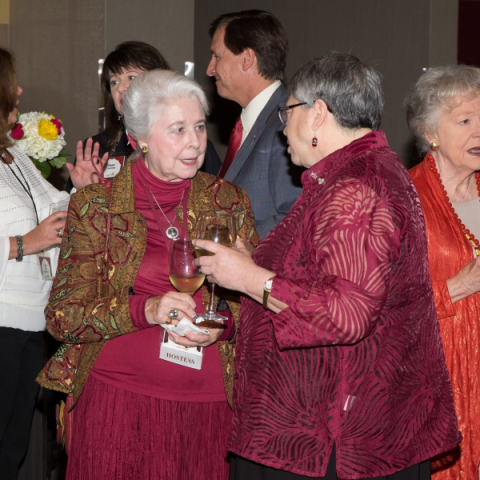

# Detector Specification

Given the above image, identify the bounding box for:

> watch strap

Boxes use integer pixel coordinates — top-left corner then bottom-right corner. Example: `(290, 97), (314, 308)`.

(263, 276), (276, 308)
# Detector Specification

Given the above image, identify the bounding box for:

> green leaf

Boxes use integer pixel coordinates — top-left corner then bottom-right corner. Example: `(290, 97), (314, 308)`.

(49, 156), (67, 168)
(238, 213), (245, 229)
(64, 332), (80, 342)
(31, 158), (51, 178)
(109, 314), (118, 330)
(116, 231), (134, 238)
(60, 247), (73, 259)
(92, 197), (108, 204)
(56, 277), (68, 288)
(52, 289), (67, 300)
(80, 203), (90, 217)
(58, 148), (70, 157)
(59, 264), (72, 274)
(93, 317), (107, 331)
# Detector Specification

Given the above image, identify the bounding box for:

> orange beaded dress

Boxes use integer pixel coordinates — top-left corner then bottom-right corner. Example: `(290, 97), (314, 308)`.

(410, 155), (480, 480)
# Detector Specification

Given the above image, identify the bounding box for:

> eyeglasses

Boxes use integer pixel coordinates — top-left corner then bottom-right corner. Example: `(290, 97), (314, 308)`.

(278, 102), (307, 126)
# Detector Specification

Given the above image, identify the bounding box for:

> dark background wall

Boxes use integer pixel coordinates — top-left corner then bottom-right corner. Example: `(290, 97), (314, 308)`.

(458, 0), (480, 68)
(194, 0), (458, 167)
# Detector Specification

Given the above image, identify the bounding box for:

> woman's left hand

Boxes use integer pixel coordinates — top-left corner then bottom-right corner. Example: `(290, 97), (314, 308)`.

(192, 238), (258, 294)
(168, 326), (224, 348)
(67, 138), (109, 190)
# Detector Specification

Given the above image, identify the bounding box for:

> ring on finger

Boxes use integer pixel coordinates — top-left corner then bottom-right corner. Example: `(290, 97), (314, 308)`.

(168, 309), (179, 320)
(56, 229), (62, 238)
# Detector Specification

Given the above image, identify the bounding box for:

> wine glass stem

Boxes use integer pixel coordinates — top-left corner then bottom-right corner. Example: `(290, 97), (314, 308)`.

(207, 282), (216, 314)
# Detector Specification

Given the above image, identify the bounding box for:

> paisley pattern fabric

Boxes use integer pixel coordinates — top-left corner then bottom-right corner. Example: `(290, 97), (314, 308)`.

(229, 132), (461, 478)
(410, 157), (480, 480)
(36, 161), (258, 406)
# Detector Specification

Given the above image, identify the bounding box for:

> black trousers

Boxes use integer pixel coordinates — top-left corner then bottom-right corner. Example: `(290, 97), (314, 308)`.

(229, 445), (431, 480)
(0, 328), (44, 480)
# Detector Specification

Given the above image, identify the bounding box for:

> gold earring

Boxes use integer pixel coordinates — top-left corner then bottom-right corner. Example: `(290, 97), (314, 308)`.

(141, 145), (148, 154)
(430, 142), (439, 151)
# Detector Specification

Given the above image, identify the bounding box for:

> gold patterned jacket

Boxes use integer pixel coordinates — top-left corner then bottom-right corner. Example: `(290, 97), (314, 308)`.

(36, 161), (258, 406)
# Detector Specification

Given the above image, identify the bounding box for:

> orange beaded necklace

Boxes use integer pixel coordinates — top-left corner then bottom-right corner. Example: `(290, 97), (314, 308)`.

(427, 153), (480, 256)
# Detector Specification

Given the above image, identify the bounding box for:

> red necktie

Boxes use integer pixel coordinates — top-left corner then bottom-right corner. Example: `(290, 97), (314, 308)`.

(219, 117), (243, 178)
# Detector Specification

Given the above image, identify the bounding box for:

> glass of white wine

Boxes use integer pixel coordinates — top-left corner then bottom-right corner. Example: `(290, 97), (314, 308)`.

(195, 212), (236, 321)
(168, 238), (205, 296)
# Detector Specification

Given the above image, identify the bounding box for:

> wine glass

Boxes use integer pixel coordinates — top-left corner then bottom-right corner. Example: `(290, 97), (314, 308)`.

(195, 212), (236, 321)
(168, 238), (205, 296)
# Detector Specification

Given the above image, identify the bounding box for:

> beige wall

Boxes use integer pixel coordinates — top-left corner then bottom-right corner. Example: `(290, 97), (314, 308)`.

(6, 1), (458, 173)
(106, 0), (194, 73)
(194, 0), (458, 166)
(8, 0), (195, 187)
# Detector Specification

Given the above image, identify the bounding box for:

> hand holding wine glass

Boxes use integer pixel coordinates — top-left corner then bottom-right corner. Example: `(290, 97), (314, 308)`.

(168, 237), (227, 330)
(195, 212), (236, 321)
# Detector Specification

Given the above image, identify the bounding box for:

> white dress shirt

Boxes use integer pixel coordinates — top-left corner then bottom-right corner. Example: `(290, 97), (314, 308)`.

(240, 80), (282, 145)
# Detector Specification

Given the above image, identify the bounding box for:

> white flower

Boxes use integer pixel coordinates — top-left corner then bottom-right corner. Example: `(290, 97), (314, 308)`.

(10, 112), (66, 163)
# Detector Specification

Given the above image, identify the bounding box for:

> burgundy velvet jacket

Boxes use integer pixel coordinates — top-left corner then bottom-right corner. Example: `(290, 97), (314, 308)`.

(229, 131), (461, 478)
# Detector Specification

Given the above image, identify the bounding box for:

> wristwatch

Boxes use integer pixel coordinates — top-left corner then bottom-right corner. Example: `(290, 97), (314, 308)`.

(263, 276), (276, 308)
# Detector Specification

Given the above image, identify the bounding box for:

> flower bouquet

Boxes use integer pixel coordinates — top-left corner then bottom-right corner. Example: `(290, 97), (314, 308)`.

(10, 112), (70, 178)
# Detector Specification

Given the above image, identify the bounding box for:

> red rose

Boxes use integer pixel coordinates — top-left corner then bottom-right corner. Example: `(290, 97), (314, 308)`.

(10, 123), (24, 140)
(51, 118), (62, 135)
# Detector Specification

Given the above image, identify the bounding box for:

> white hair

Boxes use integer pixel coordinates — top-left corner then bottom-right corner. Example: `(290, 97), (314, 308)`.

(123, 69), (209, 152)
(405, 65), (480, 153)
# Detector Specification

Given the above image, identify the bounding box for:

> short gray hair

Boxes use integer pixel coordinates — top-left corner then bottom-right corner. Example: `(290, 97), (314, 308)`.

(123, 69), (209, 153)
(288, 53), (384, 131)
(405, 65), (480, 153)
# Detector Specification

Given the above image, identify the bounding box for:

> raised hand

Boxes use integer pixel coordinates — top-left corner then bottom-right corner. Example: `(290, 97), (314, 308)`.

(67, 138), (109, 190)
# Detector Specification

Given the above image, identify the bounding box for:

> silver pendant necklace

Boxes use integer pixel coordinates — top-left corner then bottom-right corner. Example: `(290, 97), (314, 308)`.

(149, 188), (185, 240)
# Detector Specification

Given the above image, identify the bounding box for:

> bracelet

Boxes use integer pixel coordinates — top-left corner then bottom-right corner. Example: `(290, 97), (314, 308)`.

(15, 235), (23, 262)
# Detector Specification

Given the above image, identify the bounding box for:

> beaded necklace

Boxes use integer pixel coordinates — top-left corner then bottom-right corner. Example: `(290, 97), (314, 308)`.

(427, 153), (480, 256)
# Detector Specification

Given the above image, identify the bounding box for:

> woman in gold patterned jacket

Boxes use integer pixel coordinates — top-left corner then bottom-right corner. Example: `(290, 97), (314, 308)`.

(37, 70), (258, 480)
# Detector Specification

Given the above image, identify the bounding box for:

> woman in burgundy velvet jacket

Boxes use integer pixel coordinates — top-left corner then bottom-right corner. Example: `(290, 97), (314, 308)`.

(194, 53), (461, 480)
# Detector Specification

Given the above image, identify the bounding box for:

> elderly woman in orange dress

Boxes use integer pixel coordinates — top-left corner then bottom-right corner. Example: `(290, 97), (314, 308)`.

(407, 64), (480, 479)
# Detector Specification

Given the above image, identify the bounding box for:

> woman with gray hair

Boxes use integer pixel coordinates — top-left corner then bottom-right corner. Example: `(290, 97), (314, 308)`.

(193, 53), (460, 479)
(37, 70), (258, 479)
(407, 65), (480, 480)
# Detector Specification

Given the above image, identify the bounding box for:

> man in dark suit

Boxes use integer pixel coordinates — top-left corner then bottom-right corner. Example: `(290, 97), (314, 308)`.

(207, 10), (303, 238)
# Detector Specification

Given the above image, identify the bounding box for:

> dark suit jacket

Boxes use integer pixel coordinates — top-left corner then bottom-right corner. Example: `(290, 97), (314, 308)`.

(223, 84), (304, 238)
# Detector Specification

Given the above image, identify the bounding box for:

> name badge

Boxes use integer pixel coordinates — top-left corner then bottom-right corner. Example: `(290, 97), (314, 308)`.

(159, 330), (203, 370)
(103, 156), (125, 179)
(38, 250), (54, 280)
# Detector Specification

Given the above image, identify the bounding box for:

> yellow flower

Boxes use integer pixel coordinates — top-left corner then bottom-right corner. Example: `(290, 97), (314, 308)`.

(38, 118), (58, 140)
